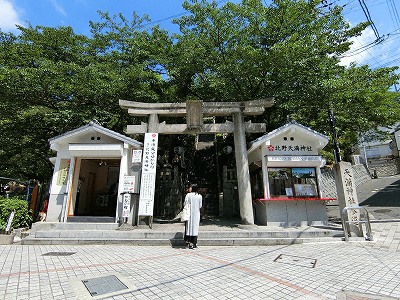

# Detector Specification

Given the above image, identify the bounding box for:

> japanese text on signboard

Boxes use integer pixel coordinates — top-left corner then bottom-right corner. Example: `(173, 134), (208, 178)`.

(267, 145), (313, 152)
(138, 133), (158, 216)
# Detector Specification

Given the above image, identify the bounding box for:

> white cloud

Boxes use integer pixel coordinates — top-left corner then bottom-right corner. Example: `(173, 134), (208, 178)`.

(340, 27), (377, 67)
(50, 0), (66, 16)
(0, 0), (22, 32)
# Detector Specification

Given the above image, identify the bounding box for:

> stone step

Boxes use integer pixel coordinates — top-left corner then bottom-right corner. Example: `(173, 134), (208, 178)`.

(21, 236), (341, 246)
(32, 229), (340, 239)
(30, 222), (119, 232)
(67, 216), (115, 223)
(24, 220), (344, 246)
(22, 227), (344, 246)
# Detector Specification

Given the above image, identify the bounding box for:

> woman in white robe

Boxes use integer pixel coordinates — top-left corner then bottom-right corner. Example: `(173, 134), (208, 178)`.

(184, 184), (202, 249)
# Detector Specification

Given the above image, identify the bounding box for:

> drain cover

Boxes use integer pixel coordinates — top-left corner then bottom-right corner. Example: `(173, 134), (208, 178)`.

(274, 254), (317, 268)
(42, 252), (76, 256)
(82, 275), (128, 296)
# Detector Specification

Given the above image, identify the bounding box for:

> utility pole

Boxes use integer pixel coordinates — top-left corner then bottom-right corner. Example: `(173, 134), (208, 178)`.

(328, 109), (341, 163)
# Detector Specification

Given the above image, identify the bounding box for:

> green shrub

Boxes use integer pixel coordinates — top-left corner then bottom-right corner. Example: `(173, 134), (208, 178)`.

(0, 197), (32, 232)
(321, 150), (335, 165)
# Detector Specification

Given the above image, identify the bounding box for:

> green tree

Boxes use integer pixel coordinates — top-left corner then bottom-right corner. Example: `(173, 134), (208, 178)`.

(169, 0), (400, 158)
(0, 0), (399, 183)
(0, 14), (173, 181)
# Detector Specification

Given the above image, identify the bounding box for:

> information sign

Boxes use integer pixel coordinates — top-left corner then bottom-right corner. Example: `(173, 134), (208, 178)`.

(132, 150), (142, 163)
(138, 133), (158, 216)
(122, 193), (131, 218)
(123, 175), (136, 193)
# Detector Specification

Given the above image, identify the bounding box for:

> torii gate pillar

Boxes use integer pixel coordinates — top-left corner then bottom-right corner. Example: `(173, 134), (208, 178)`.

(233, 111), (254, 225)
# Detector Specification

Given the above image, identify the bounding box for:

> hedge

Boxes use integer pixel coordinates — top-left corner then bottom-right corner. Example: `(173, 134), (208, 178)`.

(0, 197), (32, 232)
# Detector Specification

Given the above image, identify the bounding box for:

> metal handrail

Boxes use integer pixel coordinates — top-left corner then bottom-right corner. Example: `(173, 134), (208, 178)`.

(342, 206), (373, 241)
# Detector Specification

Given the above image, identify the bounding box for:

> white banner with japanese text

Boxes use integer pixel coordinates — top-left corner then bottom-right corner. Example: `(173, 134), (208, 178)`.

(138, 133), (158, 216)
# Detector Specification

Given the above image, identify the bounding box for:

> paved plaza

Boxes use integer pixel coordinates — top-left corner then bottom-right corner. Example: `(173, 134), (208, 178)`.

(1, 220), (400, 300)
(1, 175), (399, 299)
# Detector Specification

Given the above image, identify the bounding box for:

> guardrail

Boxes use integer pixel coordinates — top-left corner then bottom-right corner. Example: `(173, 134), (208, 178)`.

(342, 206), (373, 242)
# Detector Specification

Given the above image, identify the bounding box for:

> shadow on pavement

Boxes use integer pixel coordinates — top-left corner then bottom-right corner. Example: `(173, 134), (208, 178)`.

(360, 179), (400, 207)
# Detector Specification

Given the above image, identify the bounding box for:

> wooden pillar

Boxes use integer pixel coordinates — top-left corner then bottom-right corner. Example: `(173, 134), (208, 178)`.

(233, 112), (254, 225)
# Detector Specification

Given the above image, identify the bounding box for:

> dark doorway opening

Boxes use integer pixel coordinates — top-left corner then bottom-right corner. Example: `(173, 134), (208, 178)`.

(74, 158), (120, 217)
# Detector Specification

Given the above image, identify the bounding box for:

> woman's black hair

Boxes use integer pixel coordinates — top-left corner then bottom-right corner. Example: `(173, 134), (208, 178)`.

(191, 183), (198, 193)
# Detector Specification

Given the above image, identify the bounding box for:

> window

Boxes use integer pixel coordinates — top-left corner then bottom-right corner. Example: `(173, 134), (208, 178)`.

(268, 167), (318, 198)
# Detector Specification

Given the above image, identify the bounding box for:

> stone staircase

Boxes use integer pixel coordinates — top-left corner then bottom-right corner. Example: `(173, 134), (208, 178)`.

(21, 219), (345, 246)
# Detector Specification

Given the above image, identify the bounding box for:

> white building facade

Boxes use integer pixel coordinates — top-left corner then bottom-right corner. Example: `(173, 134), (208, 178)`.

(46, 121), (143, 223)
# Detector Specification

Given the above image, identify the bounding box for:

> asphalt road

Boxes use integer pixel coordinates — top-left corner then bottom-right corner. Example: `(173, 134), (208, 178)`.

(327, 174), (400, 222)
(359, 174), (400, 220)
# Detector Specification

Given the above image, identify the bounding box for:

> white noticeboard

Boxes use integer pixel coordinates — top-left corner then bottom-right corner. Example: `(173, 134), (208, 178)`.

(138, 133), (158, 216)
(123, 175), (136, 193)
(132, 150), (143, 163)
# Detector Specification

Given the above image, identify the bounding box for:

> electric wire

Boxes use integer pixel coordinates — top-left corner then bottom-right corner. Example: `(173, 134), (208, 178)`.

(357, 0), (380, 39)
(386, 0), (400, 30)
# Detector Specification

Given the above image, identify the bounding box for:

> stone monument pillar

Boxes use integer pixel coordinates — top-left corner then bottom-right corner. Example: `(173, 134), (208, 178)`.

(333, 161), (363, 237)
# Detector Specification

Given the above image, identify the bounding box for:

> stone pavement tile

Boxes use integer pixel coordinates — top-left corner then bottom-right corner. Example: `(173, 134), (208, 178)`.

(2, 231), (400, 299)
(337, 290), (399, 299)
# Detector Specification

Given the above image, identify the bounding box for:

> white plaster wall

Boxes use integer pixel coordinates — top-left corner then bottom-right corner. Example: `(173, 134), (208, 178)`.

(47, 155), (68, 222)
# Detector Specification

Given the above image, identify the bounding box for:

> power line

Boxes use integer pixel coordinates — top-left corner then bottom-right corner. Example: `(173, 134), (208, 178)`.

(386, 0), (400, 31)
(357, 0), (380, 39)
(339, 35), (386, 58)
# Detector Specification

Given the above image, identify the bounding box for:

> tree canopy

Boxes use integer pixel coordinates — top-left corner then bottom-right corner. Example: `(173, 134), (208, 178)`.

(0, 0), (399, 181)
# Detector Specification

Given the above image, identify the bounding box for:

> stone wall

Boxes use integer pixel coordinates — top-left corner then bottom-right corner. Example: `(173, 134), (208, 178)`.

(368, 158), (400, 178)
(321, 164), (371, 198)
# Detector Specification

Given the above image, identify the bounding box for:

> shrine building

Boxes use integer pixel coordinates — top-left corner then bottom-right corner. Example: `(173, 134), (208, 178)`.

(248, 121), (332, 226)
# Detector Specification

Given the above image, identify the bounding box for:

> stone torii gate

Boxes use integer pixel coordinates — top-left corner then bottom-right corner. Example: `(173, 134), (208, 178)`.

(119, 98), (274, 225)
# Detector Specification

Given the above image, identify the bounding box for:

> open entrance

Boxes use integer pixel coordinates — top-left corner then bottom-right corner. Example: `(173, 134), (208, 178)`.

(73, 158), (120, 218)
(153, 134), (240, 220)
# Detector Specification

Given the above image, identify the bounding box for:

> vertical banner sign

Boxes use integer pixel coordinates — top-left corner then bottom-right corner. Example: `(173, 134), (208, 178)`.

(138, 133), (158, 216)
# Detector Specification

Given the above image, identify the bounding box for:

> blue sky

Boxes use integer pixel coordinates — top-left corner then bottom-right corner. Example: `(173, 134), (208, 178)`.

(0, 0), (399, 72)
